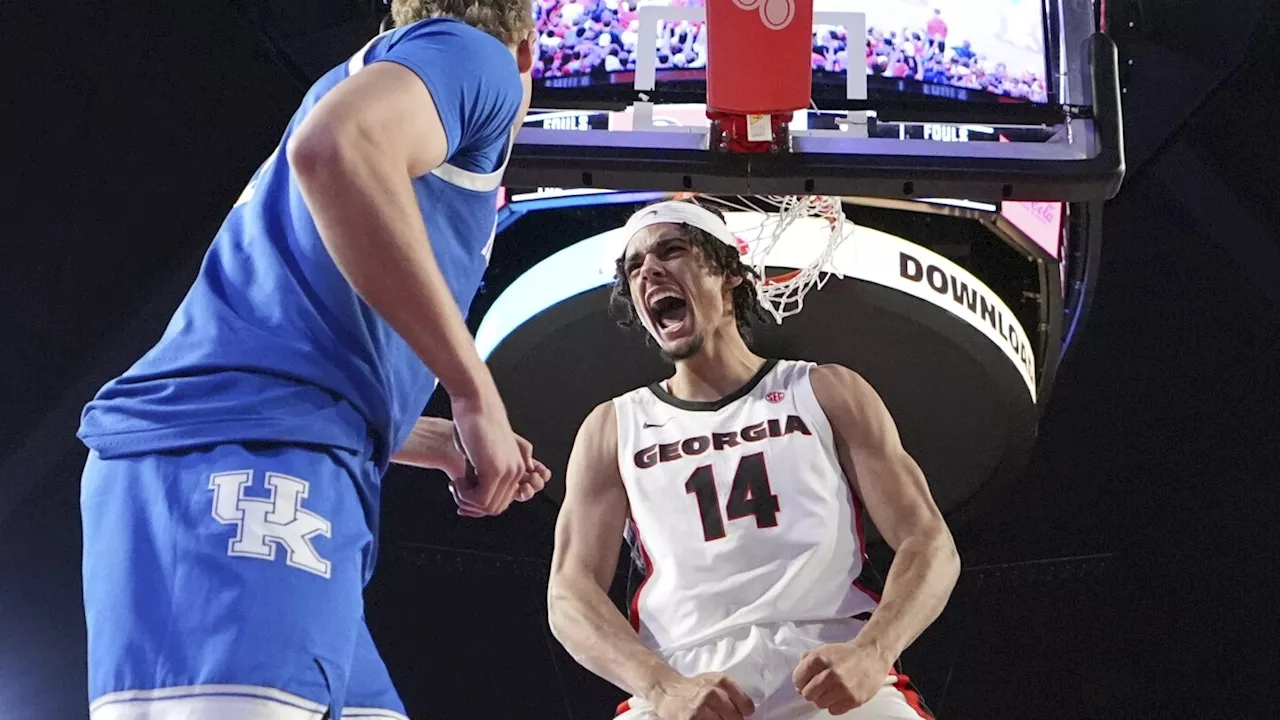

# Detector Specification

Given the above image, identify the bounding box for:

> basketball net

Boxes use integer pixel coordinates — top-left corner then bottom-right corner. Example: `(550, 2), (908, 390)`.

(679, 193), (854, 325)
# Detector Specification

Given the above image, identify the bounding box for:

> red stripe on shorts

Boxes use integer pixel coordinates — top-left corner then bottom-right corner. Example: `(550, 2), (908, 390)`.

(890, 670), (934, 719)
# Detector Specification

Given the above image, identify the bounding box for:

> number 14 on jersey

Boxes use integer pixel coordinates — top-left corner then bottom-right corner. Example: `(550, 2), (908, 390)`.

(684, 452), (780, 542)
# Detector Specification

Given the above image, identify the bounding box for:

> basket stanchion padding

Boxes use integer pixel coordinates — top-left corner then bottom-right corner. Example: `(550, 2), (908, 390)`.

(704, 0), (814, 116)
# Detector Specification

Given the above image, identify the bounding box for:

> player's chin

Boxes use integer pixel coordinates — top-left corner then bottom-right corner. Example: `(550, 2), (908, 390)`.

(658, 333), (704, 362)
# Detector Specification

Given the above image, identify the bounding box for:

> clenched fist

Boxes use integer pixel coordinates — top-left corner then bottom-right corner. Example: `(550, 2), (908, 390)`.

(651, 672), (756, 720)
(792, 642), (893, 716)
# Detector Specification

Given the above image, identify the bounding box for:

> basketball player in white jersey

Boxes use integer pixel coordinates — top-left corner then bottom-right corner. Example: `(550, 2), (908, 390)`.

(547, 198), (960, 720)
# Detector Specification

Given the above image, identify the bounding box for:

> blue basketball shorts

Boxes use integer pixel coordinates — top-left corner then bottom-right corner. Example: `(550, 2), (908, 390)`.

(80, 441), (406, 720)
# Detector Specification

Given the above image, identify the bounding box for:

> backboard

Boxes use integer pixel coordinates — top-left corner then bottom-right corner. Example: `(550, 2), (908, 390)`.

(509, 0), (1123, 202)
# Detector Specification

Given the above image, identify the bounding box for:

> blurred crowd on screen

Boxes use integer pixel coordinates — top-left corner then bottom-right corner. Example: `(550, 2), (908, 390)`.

(532, 1), (1048, 103)
(531, 0), (706, 78)
(822, 9), (1049, 102)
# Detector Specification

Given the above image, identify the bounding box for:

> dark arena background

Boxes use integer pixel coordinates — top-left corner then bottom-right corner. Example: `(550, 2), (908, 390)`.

(2, 0), (1278, 718)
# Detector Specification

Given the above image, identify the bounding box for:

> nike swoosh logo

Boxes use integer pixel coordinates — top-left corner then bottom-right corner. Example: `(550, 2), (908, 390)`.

(642, 421), (668, 429)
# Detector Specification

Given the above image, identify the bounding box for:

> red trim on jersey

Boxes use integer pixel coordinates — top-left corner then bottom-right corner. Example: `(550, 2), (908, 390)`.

(844, 476), (881, 605)
(852, 577), (882, 603)
(849, 480), (867, 551)
(628, 520), (654, 634)
(615, 699), (631, 716)
(890, 670), (933, 719)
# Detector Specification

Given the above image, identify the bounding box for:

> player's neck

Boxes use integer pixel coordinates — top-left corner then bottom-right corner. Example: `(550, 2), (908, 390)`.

(669, 329), (765, 403)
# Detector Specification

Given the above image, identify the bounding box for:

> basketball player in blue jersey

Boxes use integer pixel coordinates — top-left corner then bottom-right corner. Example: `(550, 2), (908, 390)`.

(548, 199), (959, 719)
(76, 1), (547, 717)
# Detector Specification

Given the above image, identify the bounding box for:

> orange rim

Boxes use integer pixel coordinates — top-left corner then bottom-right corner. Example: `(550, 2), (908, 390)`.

(761, 269), (801, 286)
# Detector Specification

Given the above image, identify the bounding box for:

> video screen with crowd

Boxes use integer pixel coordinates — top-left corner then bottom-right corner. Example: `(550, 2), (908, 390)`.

(531, 0), (1049, 104)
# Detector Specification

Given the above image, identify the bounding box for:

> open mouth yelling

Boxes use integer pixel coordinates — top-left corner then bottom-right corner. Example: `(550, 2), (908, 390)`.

(646, 288), (691, 341)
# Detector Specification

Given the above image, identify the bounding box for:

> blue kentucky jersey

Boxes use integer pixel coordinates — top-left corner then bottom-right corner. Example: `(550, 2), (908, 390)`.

(79, 19), (523, 470)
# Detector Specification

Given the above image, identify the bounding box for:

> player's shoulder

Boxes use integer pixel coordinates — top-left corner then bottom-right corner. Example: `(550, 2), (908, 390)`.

(600, 383), (666, 426)
(764, 358), (852, 388)
(578, 400), (620, 439)
(807, 363), (878, 406)
(384, 17), (513, 63)
(808, 362), (864, 385)
(570, 401), (623, 467)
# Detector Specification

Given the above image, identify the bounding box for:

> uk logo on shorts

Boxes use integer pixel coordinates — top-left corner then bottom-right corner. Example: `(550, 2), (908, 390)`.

(209, 471), (332, 578)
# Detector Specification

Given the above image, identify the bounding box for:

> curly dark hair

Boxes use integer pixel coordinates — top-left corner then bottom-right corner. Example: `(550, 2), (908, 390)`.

(611, 199), (770, 341)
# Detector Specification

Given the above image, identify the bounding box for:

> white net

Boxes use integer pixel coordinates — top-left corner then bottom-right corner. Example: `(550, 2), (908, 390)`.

(694, 194), (854, 325)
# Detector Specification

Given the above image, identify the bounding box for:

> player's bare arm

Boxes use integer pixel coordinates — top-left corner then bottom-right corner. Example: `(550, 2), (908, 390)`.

(288, 62), (525, 514)
(391, 417), (550, 514)
(547, 403), (756, 720)
(390, 418), (467, 475)
(795, 364), (960, 713)
(547, 403), (672, 694)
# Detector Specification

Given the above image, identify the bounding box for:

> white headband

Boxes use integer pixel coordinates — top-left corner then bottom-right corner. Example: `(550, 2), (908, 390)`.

(623, 200), (741, 254)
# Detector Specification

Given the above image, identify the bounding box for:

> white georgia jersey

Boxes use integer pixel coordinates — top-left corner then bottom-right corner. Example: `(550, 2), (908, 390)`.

(614, 359), (881, 653)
